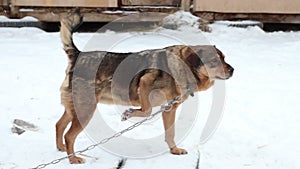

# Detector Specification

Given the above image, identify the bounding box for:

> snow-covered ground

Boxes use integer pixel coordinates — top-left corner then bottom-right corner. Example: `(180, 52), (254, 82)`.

(0, 12), (299, 169)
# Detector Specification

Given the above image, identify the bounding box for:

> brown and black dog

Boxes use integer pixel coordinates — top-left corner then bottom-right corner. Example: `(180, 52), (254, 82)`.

(56, 10), (234, 164)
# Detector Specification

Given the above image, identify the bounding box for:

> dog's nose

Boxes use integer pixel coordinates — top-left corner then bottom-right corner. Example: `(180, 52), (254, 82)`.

(228, 66), (234, 75)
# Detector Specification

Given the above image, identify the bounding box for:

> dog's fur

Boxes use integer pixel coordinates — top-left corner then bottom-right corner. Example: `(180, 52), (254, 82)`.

(56, 10), (234, 164)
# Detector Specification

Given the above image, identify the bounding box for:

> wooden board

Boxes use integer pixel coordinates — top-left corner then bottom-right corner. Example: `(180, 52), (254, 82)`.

(16, 9), (167, 22)
(18, 11), (120, 22)
(11, 0), (118, 8)
(121, 0), (181, 6)
(195, 12), (300, 24)
(1, 0), (9, 6)
(194, 0), (300, 14)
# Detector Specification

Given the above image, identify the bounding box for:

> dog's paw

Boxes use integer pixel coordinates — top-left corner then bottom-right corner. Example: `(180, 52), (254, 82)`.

(170, 147), (188, 155)
(57, 144), (66, 152)
(121, 108), (134, 121)
(69, 156), (85, 164)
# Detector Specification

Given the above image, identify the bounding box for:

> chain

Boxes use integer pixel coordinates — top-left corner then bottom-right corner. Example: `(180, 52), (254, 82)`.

(31, 89), (192, 169)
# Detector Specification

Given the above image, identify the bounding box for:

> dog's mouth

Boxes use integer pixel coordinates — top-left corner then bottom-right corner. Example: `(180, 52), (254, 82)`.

(216, 76), (228, 80)
(215, 74), (233, 80)
(216, 67), (234, 80)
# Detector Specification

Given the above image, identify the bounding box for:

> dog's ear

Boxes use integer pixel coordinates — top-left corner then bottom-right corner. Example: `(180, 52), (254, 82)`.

(183, 47), (203, 68)
(214, 46), (225, 59)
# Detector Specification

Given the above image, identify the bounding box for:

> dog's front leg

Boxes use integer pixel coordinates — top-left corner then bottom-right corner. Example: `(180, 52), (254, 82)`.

(162, 103), (188, 155)
(122, 72), (159, 120)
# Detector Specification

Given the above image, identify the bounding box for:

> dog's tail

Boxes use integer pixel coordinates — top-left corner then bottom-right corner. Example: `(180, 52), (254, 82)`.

(60, 9), (83, 62)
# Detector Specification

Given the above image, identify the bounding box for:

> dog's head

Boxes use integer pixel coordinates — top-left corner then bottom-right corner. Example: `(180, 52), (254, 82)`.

(181, 45), (234, 80)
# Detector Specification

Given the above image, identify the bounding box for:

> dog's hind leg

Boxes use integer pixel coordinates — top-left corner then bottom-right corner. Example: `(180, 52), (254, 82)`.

(56, 110), (72, 152)
(64, 117), (85, 164)
(64, 103), (96, 164)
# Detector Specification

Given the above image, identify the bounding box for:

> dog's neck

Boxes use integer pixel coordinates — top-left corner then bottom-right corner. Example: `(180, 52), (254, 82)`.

(197, 75), (215, 91)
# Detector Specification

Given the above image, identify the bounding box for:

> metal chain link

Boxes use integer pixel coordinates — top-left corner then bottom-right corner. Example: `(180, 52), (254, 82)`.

(31, 89), (192, 169)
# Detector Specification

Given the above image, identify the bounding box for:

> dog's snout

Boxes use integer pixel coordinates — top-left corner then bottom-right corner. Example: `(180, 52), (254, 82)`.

(229, 66), (234, 74)
(227, 65), (234, 76)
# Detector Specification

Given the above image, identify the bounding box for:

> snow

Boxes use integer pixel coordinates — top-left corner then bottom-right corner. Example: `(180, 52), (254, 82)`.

(162, 10), (200, 28)
(214, 20), (262, 26)
(0, 16), (38, 22)
(0, 12), (300, 169)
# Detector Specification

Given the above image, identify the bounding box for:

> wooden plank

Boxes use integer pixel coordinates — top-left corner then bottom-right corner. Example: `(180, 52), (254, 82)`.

(215, 13), (300, 24)
(193, 0), (300, 14)
(17, 9), (166, 22)
(194, 12), (300, 24)
(1, 0), (9, 7)
(1, 0), (9, 6)
(18, 11), (121, 22)
(121, 0), (181, 6)
(180, 0), (191, 11)
(11, 0), (118, 7)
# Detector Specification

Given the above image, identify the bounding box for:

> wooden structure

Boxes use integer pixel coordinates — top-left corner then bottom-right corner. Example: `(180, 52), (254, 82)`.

(193, 0), (300, 23)
(0, 0), (181, 22)
(0, 0), (300, 23)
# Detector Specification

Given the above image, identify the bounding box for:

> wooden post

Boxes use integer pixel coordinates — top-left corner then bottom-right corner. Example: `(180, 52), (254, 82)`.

(10, 5), (20, 17)
(181, 0), (191, 11)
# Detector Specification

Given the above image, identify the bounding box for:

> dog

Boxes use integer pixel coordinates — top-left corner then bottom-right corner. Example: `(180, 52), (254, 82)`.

(56, 10), (234, 164)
